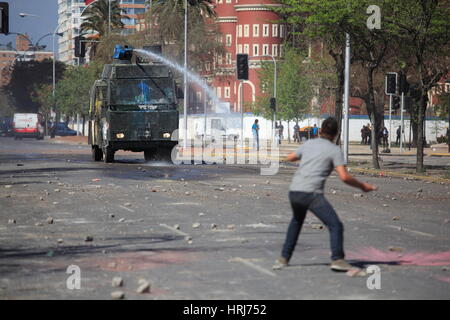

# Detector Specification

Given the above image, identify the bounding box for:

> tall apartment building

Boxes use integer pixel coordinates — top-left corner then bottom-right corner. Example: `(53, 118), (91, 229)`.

(57, 0), (147, 65)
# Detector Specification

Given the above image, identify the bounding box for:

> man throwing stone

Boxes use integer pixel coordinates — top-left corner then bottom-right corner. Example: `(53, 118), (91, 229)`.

(273, 117), (377, 271)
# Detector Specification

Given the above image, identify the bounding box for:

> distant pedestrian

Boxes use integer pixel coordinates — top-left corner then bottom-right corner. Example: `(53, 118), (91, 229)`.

(252, 119), (260, 151)
(272, 117), (377, 271)
(367, 124), (372, 146)
(396, 126), (401, 146)
(293, 123), (300, 143)
(382, 126), (389, 148)
(361, 125), (366, 144)
(312, 124), (318, 138)
(278, 122), (284, 144)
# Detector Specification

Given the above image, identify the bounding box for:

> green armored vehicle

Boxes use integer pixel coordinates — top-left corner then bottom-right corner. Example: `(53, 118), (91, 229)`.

(88, 45), (181, 163)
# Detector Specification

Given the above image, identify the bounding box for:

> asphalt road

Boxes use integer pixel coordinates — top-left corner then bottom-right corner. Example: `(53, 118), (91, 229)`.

(0, 137), (449, 300)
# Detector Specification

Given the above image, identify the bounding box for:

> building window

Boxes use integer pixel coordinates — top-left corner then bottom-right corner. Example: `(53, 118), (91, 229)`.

(217, 54), (223, 65)
(272, 24), (278, 37)
(263, 24), (270, 37)
(253, 44), (259, 56)
(196, 91), (202, 101)
(226, 34), (232, 47)
(253, 24), (259, 37)
(205, 62), (211, 71)
(238, 25), (242, 38)
(272, 44), (278, 56)
(237, 44), (242, 53)
(244, 44), (249, 54)
(280, 25), (285, 38)
(224, 87), (230, 98)
(244, 24), (249, 37)
(226, 0), (231, 3)
(263, 44), (269, 55)
(217, 0), (223, 3)
(217, 87), (222, 98)
(226, 52), (232, 65)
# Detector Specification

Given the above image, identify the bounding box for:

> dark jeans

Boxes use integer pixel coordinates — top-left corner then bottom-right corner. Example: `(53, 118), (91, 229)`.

(281, 191), (345, 261)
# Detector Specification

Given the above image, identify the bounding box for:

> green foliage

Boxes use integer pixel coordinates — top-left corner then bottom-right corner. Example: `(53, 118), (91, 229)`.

(4, 59), (66, 113)
(434, 90), (450, 120)
(252, 47), (315, 122)
(81, 0), (125, 37)
(32, 63), (103, 117)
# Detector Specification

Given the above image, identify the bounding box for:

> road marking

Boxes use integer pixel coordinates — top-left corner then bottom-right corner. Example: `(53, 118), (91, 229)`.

(386, 225), (435, 237)
(118, 205), (135, 213)
(229, 257), (277, 277)
(160, 223), (189, 237)
(167, 202), (201, 206)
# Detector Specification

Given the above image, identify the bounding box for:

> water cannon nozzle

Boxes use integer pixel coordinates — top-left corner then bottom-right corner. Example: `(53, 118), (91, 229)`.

(113, 44), (133, 60)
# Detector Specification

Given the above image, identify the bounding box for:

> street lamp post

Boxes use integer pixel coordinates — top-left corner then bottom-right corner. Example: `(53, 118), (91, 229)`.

(183, 0), (188, 149)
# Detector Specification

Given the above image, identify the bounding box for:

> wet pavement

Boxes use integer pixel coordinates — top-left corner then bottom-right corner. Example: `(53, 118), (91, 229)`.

(0, 137), (449, 299)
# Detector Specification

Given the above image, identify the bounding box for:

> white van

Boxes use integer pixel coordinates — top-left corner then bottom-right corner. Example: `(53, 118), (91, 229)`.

(13, 113), (44, 140)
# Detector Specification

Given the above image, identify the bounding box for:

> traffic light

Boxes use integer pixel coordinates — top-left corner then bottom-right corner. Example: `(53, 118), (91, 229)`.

(270, 97), (276, 112)
(74, 36), (86, 58)
(399, 72), (409, 94)
(113, 45), (133, 60)
(385, 72), (397, 95)
(392, 95), (400, 110)
(385, 73), (397, 95)
(0, 2), (9, 35)
(236, 54), (248, 80)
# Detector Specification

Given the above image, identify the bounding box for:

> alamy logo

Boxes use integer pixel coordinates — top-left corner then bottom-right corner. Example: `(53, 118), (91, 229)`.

(366, 5), (381, 30)
(66, 265), (81, 290)
(366, 265), (381, 290)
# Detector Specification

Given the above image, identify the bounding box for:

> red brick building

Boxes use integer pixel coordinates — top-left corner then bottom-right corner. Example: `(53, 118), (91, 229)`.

(207, 0), (285, 113)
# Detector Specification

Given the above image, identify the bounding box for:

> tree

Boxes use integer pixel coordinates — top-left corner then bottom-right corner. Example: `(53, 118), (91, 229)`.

(81, 0), (124, 37)
(274, 0), (352, 144)
(32, 63), (103, 135)
(144, 0), (222, 69)
(253, 47), (315, 125)
(4, 59), (65, 113)
(387, 0), (450, 172)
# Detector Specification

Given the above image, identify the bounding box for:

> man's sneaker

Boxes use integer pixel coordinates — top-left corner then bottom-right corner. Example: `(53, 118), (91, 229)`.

(330, 259), (353, 271)
(272, 257), (288, 270)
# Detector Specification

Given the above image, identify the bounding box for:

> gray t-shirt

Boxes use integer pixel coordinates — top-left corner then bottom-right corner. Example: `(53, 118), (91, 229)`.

(290, 138), (346, 193)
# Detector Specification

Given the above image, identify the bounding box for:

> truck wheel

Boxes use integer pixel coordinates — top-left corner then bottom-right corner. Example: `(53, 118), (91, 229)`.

(155, 147), (173, 163)
(144, 149), (156, 162)
(103, 147), (114, 163)
(92, 145), (103, 161)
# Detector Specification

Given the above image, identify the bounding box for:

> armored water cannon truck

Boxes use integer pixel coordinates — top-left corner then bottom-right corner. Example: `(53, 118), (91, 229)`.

(88, 45), (183, 163)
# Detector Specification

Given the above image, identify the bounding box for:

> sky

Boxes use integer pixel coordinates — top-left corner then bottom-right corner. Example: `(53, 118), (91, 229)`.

(0, 0), (58, 52)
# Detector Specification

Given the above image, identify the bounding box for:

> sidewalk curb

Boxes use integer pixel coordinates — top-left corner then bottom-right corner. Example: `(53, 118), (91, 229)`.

(349, 167), (450, 184)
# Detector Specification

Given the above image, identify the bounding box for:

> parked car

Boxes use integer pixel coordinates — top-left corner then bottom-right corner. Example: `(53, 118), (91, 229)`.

(0, 117), (13, 137)
(13, 113), (44, 140)
(53, 122), (77, 136)
(299, 126), (313, 141)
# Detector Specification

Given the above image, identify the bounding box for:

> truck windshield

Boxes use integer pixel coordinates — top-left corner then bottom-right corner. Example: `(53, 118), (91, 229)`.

(111, 79), (174, 105)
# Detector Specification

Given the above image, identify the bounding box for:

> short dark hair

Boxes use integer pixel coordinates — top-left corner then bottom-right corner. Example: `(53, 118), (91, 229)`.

(321, 117), (338, 137)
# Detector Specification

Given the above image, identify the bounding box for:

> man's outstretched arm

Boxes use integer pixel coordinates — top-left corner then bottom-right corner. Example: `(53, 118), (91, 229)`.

(284, 152), (300, 162)
(335, 165), (377, 192)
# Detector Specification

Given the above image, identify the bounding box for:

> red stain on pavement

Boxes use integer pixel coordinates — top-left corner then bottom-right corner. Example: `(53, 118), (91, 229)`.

(347, 247), (450, 266)
(434, 276), (450, 283)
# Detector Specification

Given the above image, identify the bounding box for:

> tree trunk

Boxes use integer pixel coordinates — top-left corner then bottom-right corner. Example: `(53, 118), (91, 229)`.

(416, 93), (427, 173)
